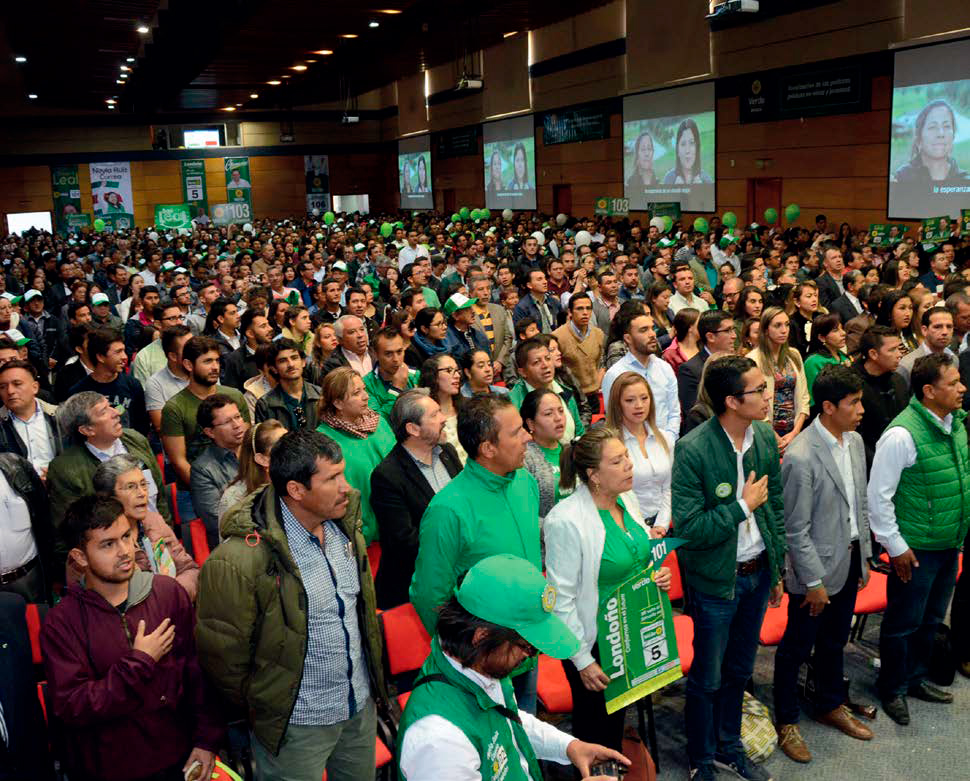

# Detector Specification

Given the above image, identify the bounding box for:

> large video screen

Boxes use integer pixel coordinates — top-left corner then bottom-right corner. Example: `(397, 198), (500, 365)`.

(398, 135), (433, 210)
(622, 82), (716, 213)
(889, 39), (970, 219)
(483, 115), (536, 211)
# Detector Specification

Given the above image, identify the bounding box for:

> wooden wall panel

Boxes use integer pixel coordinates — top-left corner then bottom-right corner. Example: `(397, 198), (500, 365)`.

(626, 0), (711, 91)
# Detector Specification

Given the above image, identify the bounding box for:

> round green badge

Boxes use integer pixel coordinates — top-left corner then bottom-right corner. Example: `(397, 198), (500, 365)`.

(715, 482), (733, 499)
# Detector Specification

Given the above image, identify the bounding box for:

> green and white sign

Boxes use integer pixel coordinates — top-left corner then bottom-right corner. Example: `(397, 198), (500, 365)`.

(869, 223), (908, 247)
(181, 159), (209, 220)
(961, 210), (970, 238)
(51, 165), (82, 232)
(154, 203), (193, 231)
(64, 213), (92, 231)
(224, 157), (252, 208)
(593, 197), (630, 216)
(90, 161), (135, 227)
(211, 201), (253, 226)
(598, 537), (685, 715)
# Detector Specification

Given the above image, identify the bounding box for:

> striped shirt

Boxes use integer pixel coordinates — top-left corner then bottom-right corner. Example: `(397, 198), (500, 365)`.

(473, 304), (495, 351)
(280, 500), (370, 725)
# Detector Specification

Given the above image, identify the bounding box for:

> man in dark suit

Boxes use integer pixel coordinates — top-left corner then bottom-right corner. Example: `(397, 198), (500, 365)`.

(222, 308), (273, 391)
(815, 243), (846, 310)
(370, 389), (462, 608)
(678, 310), (736, 429)
(512, 268), (561, 333)
(828, 270), (865, 327)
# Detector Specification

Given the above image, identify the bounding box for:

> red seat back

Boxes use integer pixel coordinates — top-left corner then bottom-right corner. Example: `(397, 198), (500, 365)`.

(25, 602), (47, 666)
(381, 603), (431, 677)
(662, 551), (685, 602)
(188, 519), (211, 565)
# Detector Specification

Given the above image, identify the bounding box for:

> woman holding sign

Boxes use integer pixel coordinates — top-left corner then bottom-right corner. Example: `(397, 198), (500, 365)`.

(544, 427), (672, 751)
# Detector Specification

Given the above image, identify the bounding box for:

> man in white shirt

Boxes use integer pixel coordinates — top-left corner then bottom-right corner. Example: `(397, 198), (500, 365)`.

(0, 360), (59, 476)
(867, 352), (969, 725)
(397, 230), (430, 271)
(397, 554), (628, 781)
(668, 264), (712, 316)
(895, 306), (954, 387)
(601, 308), (680, 442)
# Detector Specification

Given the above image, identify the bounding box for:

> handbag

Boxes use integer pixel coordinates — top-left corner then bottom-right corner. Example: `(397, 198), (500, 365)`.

(740, 691), (776, 763)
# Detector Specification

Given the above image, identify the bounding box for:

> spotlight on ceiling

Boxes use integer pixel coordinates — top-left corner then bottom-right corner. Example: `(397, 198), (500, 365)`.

(14, 56), (26, 63)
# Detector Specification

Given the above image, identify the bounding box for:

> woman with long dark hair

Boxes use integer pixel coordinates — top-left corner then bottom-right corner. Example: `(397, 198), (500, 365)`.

(626, 130), (658, 190)
(893, 99), (969, 184)
(803, 312), (851, 403)
(418, 353), (466, 464)
(507, 142), (532, 190)
(662, 118), (712, 185)
(875, 289), (919, 354)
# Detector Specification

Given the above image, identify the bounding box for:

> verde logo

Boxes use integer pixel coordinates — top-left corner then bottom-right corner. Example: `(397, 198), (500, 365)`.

(715, 482), (732, 499)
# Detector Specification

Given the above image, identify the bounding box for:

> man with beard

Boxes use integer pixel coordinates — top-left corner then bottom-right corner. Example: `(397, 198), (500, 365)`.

(222, 307), (273, 392)
(255, 339), (321, 431)
(41, 495), (221, 781)
(601, 306), (680, 442)
(161, 336), (250, 495)
(397, 555), (628, 779)
(410, 395), (541, 712)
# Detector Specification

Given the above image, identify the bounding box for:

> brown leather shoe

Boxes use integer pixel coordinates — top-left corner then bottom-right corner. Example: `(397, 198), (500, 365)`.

(778, 723), (811, 763)
(816, 704), (874, 740)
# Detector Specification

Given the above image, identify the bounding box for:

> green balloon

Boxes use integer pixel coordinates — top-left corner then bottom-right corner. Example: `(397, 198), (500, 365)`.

(451, 213), (461, 223)
(662, 215), (673, 232)
(323, 211), (335, 225)
(93, 218), (105, 231)
(763, 208), (778, 225)
(722, 211), (738, 228)
(394, 221), (404, 229)
(482, 208), (491, 219)
(693, 217), (709, 233)
(785, 203), (801, 222)
(380, 221), (393, 238)
(470, 209), (481, 221)
(459, 207), (471, 220)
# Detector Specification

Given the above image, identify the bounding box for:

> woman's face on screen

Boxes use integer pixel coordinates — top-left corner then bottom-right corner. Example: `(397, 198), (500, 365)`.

(920, 105), (954, 162)
(677, 129), (696, 173)
(491, 152), (503, 184)
(514, 147), (527, 181)
(637, 135), (653, 171)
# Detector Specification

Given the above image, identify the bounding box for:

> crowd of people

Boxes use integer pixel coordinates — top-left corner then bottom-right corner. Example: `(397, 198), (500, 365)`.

(2, 208), (970, 781)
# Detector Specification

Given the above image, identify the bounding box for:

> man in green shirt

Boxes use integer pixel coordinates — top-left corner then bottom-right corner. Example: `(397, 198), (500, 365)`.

(410, 394), (540, 712)
(364, 329), (418, 417)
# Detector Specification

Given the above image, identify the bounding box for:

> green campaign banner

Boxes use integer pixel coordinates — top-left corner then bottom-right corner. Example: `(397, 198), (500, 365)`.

(594, 197), (630, 216)
(960, 210), (970, 238)
(181, 159), (209, 221)
(647, 202), (682, 220)
(64, 213), (92, 230)
(869, 223), (908, 247)
(922, 216), (951, 243)
(224, 157), (252, 208)
(154, 203), (193, 231)
(598, 536), (685, 714)
(211, 201), (253, 226)
(51, 165), (82, 232)
(99, 214), (134, 232)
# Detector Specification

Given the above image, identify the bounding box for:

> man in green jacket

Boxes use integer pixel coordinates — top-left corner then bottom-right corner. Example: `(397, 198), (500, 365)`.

(409, 394), (540, 712)
(363, 328), (418, 417)
(195, 429), (388, 781)
(868, 353), (970, 724)
(397, 554), (628, 780)
(671, 355), (786, 781)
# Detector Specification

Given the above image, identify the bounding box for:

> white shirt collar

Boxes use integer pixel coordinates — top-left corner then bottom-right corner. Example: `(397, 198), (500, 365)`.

(442, 651), (504, 701)
(813, 415), (846, 450)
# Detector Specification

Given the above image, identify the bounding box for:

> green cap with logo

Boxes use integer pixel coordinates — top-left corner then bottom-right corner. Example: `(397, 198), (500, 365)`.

(444, 292), (477, 316)
(455, 554), (579, 659)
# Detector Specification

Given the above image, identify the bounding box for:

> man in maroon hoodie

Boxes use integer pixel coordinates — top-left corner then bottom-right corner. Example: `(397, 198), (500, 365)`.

(40, 496), (223, 781)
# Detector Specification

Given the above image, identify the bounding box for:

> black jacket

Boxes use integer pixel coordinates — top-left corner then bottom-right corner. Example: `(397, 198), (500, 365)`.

(853, 359), (909, 473)
(222, 344), (259, 392)
(369, 441), (463, 609)
(829, 293), (863, 329)
(0, 399), (63, 464)
(815, 273), (843, 310)
(321, 348), (352, 376)
(678, 349), (708, 433)
(254, 382), (322, 431)
(0, 452), (54, 602)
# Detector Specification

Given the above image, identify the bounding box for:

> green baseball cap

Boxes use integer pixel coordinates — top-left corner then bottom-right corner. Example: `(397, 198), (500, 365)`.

(455, 555), (579, 660)
(444, 292), (477, 316)
(657, 237), (676, 249)
(719, 233), (739, 249)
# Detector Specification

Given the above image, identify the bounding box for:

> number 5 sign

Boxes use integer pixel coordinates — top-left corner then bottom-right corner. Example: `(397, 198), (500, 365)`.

(181, 160), (208, 207)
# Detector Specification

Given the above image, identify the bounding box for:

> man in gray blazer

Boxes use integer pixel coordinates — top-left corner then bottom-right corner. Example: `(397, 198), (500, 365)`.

(773, 364), (874, 764)
(470, 276), (514, 377)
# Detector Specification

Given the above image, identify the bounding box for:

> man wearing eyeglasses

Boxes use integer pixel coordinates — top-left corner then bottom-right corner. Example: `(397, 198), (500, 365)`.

(678, 310), (736, 429)
(672, 355), (787, 781)
(131, 300), (185, 384)
(191, 393), (249, 549)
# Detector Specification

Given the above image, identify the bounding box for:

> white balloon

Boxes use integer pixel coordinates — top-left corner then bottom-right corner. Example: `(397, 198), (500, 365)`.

(502, 208), (514, 220)
(243, 223), (253, 233)
(575, 230), (592, 247)
(556, 213), (568, 226)
(147, 231), (158, 242)
(311, 208), (320, 217)
(531, 231), (546, 245)
(649, 216), (666, 232)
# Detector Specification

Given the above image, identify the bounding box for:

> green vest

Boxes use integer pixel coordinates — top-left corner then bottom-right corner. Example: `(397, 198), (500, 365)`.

(889, 398), (970, 550)
(397, 639), (542, 781)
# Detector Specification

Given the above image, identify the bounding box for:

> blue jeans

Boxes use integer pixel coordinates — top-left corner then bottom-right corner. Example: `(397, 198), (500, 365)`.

(878, 547), (959, 699)
(685, 566), (771, 770)
(512, 664), (539, 715)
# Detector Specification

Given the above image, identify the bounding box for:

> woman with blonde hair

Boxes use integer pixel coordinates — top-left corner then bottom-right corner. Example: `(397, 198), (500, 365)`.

(544, 427), (671, 752)
(305, 322), (338, 385)
(747, 306), (809, 454)
(218, 419), (287, 522)
(316, 367), (395, 544)
(605, 371), (671, 536)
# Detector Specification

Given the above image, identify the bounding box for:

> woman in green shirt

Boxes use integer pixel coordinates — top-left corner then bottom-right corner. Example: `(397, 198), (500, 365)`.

(543, 427), (672, 752)
(521, 388), (571, 522)
(803, 312), (851, 404)
(315, 366), (395, 544)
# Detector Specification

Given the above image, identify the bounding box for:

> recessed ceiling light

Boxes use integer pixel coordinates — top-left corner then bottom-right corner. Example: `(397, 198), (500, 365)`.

(250, 93), (259, 99)
(116, 79), (125, 84)
(107, 104), (115, 109)
(374, 8), (403, 13)
(235, 103), (242, 107)
(126, 57), (135, 63)
(136, 24), (149, 34)
(282, 74), (291, 79)
(305, 59), (318, 63)
(27, 93), (37, 99)
(503, 31), (518, 38)
(267, 80), (282, 85)
(120, 65), (130, 71)
(312, 49), (333, 56)
(14, 56), (26, 63)
(223, 106), (236, 112)
(290, 64), (307, 71)
(339, 33), (358, 39)
(369, 21), (379, 28)
(119, 73), (129, 79)
(105, 98), (116, 104)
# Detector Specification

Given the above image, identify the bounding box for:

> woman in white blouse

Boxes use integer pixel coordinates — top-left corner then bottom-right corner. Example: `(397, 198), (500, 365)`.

(605, 370), (672, 536)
